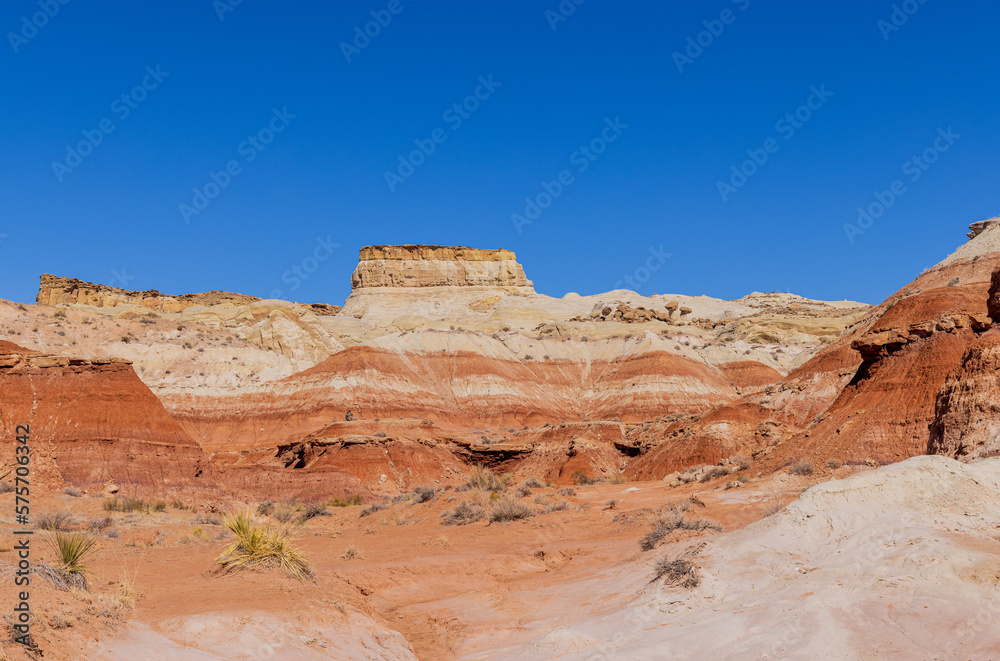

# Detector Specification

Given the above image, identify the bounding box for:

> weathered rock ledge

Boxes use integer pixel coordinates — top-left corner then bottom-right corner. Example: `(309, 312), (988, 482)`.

(351, 245), (533, 290)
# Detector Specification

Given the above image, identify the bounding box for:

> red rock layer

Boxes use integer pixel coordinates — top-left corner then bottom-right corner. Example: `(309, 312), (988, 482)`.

(160, 339), (740, 490)
(0, 342), (215, 496)
(165, 343), (739, 454)
(624, 255), (1000, 478)
(717, 361), (784, 390)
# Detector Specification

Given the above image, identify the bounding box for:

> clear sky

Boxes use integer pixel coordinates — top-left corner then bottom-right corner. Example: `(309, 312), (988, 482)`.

(1, 0), (997, 306)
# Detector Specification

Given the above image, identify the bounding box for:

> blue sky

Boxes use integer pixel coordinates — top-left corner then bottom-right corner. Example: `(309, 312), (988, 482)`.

(1, 0), (997, 306)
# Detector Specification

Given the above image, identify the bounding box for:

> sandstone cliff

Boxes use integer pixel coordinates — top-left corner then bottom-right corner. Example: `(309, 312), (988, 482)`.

(36, 274), (268, 312)
(350, 245), (533, 289)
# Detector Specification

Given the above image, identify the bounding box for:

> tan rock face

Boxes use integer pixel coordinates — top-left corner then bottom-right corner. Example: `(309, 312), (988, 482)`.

(351, 245), (532, 289)
(36, 274), (263, 312)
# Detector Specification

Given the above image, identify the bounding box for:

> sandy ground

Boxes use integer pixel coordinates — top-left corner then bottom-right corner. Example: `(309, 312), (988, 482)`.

(5, 457), (1000, 660)
(0, 466), (816, 660)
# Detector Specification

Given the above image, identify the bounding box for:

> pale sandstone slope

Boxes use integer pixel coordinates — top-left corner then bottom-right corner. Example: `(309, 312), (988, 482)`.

(476, 456), (1000, 661)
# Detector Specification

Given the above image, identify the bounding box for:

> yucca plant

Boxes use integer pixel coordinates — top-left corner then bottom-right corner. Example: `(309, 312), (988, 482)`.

(215, 509), (312, 580)
(46, 532), (98, 589)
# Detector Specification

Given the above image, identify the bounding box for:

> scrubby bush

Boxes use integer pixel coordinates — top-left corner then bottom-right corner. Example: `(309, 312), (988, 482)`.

(466, 466), (510, 493)
(572, 471), (597, 486)
(104, 497), (161, 514)
(360, 502), (387, 518)
(412, 486), (438, 504)
(558, 487), (576, 497)
(215, 509), (311, 580)
(271, 503), (298, 523)
(825, 459), (843, 470)
(256, 501), (275, 517)
(440, 501), (485, 526)
(700, 467), (730, 483)
(639, 507), (721, 552)
(194, 513), (222, 525)
(515, 485), (532, 498)
(542, 500), (571, 514)
(488, 496), (535, 523)
(789, 460), (815, 477)
(87, 517), (114, 533)
(37, 511), (75, 531)
(63, 487), (82, 498)
(654, 557), (700, 588)
(328, 495), (364, 508)
(761, 498), (784, 517)
(524, 477), (545, 488)
(0, 481), (14, 494)
(298, 503), (328, 522)
(342, 545), (365, 560)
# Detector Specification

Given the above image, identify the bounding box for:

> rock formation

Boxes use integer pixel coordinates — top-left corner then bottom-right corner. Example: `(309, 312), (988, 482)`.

(0, 341), (215, 495)
(350, 245), (533, 289)
(37, 274), (263, 312)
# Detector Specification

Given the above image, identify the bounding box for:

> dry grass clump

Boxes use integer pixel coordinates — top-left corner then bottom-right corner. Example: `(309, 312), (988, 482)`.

(63, 487), (83, 497)
(654, 556), (700, 588)
(789, 460), (815, 476)
(466, 466), (511, 493)
(103, 497), (165, 514)
(541, 500), (571, 514)
(826, 459), (843, 470)
(256, 501), (275, 516)
(571, 471), (597, 486)
(515, 485), (532, 497)
(37, 511), (76, 531)
(194, 513), (222, 525)
(215, 509), (312, 580)
(558, 487), (576, 497)
(639, 507), (722, 552)
(488, 496), (535, 523)
(440, 501), (486, 526)
(328, 494), (364, 508)
(761, 498), (785, 517)
(524, 477), (545, 488)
